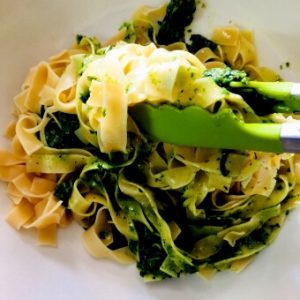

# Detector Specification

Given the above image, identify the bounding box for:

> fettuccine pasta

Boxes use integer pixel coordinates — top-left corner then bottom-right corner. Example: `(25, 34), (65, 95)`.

(1, 0), (300, 281)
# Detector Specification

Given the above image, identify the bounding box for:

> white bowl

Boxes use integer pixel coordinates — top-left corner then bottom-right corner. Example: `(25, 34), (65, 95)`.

(1, 1), (300, 299)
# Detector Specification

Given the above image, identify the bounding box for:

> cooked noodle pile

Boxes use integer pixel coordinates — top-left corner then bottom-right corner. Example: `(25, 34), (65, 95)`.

(1, 1), (300, 281)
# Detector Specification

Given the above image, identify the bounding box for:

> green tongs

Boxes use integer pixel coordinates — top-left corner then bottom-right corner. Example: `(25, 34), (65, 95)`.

(130, 82), (300, 153)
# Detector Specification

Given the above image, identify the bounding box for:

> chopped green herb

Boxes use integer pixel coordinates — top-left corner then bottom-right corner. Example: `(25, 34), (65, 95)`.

(79, 89), (90, 103)
(44, 111), (84, 149)
(156, 0), (197, 45)
(187, 34), (217, 53)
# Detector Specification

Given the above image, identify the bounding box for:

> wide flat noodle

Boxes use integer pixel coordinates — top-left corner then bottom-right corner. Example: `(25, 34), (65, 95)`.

(82, 208), (134, 263)
(97, 58), (127, 152)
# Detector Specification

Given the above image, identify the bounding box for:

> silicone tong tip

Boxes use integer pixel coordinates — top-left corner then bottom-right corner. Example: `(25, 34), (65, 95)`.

(130, 103), (284, 153)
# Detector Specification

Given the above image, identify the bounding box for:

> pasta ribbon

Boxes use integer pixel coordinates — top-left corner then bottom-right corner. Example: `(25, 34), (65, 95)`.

(82, 208), (134, 263)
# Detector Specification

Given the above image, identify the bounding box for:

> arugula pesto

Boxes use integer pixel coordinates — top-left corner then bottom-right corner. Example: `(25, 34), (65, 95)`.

(44, 111), (84, 149)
